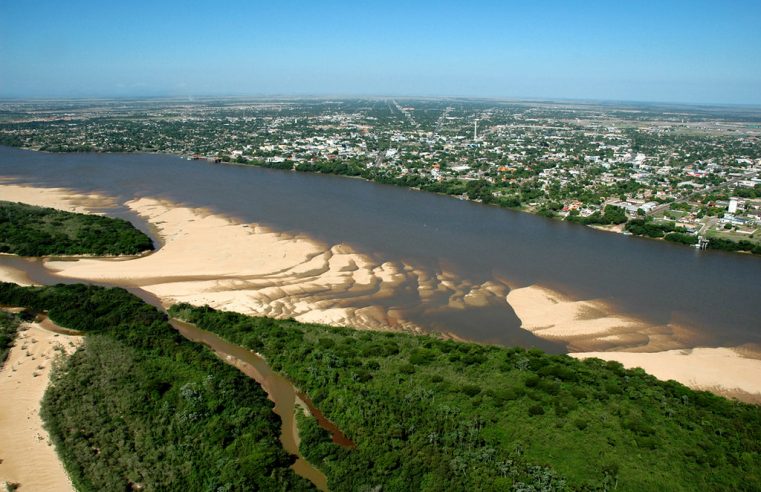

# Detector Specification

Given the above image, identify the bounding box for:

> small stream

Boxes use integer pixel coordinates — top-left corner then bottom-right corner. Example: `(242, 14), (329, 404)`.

(170, 318), (356, 491)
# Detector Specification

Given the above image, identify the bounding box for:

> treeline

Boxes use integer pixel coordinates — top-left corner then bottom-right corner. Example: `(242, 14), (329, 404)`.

(626, 218), (761, 254)
(251, 159), (525, 208)
(170, 304), (761, 492)
(625, 219), (698, 247)
(0, 310), (21, 366)
(708, 236), (761, 255)
(0, 283), (314, 492)
(567, 205), (627, 225)
(0, 201), (154, 256)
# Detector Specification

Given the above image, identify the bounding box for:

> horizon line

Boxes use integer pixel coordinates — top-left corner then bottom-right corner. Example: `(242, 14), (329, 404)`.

(1, 93), (761, 110)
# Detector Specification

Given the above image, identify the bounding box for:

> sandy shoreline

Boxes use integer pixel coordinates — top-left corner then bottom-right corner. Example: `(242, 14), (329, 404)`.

(570, 348), (761, 403)
(0, 182), (117, 214)
(1, 182), (759, 403)
(0, 318), (81, 491)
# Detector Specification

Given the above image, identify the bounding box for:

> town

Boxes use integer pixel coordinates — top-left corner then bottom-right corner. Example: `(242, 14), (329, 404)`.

(2, 97), (760, 254)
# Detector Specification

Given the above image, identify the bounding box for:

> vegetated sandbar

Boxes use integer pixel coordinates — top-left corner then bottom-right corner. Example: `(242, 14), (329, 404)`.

(506, 284), (761, 401)
(1, 182), (759, 402)
(0, 313), (81, 491)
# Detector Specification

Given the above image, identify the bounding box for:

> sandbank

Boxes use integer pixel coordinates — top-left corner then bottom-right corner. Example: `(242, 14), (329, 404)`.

(0, 183), (116, 214)
(0, 320), (82, 491)
(506, 284), (761, 401)
(505, 285), (696, 353)
(36, 194), (503, 334)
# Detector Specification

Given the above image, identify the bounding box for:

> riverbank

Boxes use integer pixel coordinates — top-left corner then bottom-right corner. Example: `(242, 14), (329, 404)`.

(0, 318), (81, 491)
(1, 182), (760, 402)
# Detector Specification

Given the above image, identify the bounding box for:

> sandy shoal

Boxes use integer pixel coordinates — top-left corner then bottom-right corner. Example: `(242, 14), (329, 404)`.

(505, 284), (696, 353)
(0, 262), (34, 286)
(0, 183), (116, 213)
(40, 196), (506, 333)
(506, 284), (761, 402)
(42, 197), (413, 330)
(0, 321), (82, 491)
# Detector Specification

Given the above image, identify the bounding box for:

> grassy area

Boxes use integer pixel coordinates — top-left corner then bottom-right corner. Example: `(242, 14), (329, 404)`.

(171, 304), (761, 492)
(0, 282), (313, 491)
(0, 201), (154, 256)
(707, 227), (760, 245)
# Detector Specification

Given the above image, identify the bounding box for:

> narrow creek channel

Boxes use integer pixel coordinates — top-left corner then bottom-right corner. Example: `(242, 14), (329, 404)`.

(0, 254), (354, 490)
(170, 318), (357, 491)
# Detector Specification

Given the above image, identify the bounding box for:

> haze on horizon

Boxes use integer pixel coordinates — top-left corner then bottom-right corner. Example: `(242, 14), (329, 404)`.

(1, 0), (760, 105)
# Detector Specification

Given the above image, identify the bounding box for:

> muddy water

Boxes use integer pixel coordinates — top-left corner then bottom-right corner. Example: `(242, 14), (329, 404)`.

(170, 318), (353, 491)
(0, 255), (166, 308)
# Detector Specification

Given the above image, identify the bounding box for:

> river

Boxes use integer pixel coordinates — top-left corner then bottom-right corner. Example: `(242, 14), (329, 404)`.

(1, 146), (760, 351)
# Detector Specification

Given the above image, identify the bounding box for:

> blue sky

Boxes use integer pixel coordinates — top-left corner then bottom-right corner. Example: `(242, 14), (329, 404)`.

(1, 1), (760, 104)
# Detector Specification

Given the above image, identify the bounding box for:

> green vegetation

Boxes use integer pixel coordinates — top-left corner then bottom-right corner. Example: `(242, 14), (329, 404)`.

(0, 282), (313, 492)
(0, 201), (154, 256)
(706, 235), (761, 255)
(626, 218), (691, 239)
(568, 205), (627, 225)
(171, 304), (761, 492)
(0, 310), (21, 366)
(626, 218), (761, 254)
(663, 232), (699, 246)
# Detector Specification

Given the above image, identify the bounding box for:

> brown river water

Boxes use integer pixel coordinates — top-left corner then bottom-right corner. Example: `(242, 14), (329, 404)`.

(0, 146), (759, 351)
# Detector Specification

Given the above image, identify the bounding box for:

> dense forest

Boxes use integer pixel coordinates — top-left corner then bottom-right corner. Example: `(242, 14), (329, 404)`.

(0, 282), (313, 491)
(0, 201), (154, 256)
(171, 304), (761, 492)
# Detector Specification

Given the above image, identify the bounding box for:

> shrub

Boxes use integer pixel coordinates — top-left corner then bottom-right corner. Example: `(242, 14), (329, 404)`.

(460, 384), (482, 397)
(528, 404), (545, 416)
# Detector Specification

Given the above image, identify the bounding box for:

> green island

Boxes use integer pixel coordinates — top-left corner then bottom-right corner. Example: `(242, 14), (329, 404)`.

(0, 201), (154, 256)
(0, 283), (313, 492)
